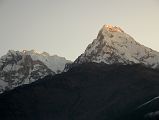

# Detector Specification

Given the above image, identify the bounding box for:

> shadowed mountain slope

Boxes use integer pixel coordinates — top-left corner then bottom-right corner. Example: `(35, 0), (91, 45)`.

(0, 63), (159, 120)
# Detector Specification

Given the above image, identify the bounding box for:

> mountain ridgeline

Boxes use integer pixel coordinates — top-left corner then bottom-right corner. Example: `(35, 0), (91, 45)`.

(0, 25), (159, 120)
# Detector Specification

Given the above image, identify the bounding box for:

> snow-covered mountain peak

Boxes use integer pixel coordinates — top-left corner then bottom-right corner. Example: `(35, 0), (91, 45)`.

(97, 24), (131, 45)
(75, 25), (159, 69)
(22, 50), (49, 56)
(102, 24), (124, 33)
(21, 50), (72, 73)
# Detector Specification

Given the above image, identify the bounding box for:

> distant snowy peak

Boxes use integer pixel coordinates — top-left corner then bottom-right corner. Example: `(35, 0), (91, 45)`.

(0, 50), (72, 93)
(75, 24), (159, 68)
(21, 50), (72, 73)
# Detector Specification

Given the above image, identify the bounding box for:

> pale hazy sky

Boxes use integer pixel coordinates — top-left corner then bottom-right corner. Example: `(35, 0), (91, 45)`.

(0, 0), (159, 60)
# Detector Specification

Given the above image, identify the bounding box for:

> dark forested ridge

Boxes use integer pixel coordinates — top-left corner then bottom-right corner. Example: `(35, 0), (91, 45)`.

(0, 63), (159, 120)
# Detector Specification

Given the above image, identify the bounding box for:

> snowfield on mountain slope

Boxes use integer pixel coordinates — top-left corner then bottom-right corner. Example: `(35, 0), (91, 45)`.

(75, 25), (159, 68)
